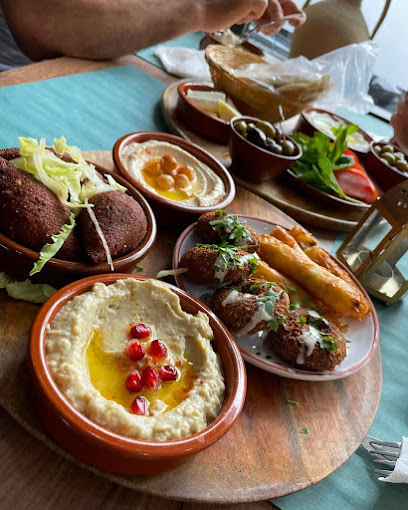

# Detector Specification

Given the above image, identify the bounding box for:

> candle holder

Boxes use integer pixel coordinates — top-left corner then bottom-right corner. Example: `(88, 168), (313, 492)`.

(336, 180), (408, 305)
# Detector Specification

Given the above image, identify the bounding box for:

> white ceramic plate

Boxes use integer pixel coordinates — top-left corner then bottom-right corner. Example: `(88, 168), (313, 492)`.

(172, 215), (379, 381)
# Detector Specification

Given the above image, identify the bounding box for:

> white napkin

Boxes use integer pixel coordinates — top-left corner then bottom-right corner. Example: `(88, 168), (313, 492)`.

(154, 47), (211, 80)
(381, 437), (408, 483)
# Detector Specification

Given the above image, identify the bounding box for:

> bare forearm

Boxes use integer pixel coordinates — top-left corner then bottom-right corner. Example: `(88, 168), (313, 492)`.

(2, 0), (204, 60)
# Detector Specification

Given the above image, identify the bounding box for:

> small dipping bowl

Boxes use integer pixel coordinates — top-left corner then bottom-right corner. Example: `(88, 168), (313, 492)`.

(365, 141), (408, 191)
(229, 116), (302, 184)
(0, 168), (157, 288)
(29, 273), (247, 475)
(113, 132), (235, 227)
(177, 82), (231, 145)
(296, 107), (372, 162)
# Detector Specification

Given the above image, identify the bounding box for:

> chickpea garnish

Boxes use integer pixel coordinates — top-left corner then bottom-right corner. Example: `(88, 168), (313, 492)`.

(177, 165), (195, 181)
(144, 160), (162, 177)
(160, 155), (178, 174)
(155, 174), (175, 190)
(175, 173), (190, 189)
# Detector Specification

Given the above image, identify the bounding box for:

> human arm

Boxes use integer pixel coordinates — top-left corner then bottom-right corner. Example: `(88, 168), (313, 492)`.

(1, 0), (272, 61)
(390, 92), (408, 153)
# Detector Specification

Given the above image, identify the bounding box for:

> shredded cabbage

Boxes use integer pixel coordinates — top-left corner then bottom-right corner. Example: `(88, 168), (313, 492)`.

(29, 213), (76, 276)
(0, 272), (56, 303)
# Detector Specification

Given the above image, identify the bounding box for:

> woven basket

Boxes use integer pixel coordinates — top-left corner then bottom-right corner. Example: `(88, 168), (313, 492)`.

(205, 45), (328, 123)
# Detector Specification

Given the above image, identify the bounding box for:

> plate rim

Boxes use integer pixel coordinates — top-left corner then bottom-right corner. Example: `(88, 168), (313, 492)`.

(172, 214), (379, 381)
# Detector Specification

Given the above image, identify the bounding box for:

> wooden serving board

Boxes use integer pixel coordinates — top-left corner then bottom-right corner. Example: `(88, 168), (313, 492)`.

(161, 80), (364, 232)
(0, 151), (382, 504)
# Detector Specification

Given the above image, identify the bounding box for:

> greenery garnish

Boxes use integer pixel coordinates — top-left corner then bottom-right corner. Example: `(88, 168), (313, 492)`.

(269, 313), (287, 332)
(287, 400), (299, 406)
(290, 285), (297, 293)
(289, 303), (301, 311)
(300, 428), (310, 434)
(256, 285), (281, 315)
(198, 242), (258, 276)
(135, 264), (143, 272)
(299, 315), (307, 324)
(209, 213), (253, 244)
(291, 125), (364, 204)
(320, 336), (338, 352)
(215, 209), (228, 217)
(249, 282), (261, 293)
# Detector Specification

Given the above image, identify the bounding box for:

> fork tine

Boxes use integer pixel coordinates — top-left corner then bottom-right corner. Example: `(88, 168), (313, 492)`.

(372, 459), (397, 467)
(369, 439), (401, 449)
(373, 469), (394, 476)
(370, 451), (400, 460)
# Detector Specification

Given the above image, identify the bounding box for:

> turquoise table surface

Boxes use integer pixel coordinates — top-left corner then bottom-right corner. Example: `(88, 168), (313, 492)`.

(1, 56), (407, 509)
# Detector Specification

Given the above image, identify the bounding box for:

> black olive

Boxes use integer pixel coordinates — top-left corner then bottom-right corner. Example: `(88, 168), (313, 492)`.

(246, 126), (267, 147)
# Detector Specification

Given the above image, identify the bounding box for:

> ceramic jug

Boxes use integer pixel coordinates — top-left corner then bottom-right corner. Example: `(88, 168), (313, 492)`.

(290, 0), (391, 59)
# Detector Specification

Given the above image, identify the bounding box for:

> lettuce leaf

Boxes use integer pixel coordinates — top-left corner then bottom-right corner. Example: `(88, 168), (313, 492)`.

(0, 272), (56, 303)
(30, 213), (76, 276)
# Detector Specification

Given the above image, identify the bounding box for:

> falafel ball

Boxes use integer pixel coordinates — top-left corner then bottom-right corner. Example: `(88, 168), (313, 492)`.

(197, 211), (259, 252)
(0, 148), (20, 161)
(268, 310), (346, 371)
(180, 245), (256, 284)
(0, 157), (82, 261)
(79, 190), (147, 264)
(210, 279), (290, 335)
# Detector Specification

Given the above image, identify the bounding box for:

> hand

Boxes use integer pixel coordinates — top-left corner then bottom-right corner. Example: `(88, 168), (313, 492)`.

(390, 92), (408, 153)
(200, 0), (269, 33)
(257, 0), (306, 36)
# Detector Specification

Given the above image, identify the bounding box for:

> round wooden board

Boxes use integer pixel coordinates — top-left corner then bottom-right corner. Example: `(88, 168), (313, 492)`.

(161, 80), (364, 232)
(0, 151), (382, 504)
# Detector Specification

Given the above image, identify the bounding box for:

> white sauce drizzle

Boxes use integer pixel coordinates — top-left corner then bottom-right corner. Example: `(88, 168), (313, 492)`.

(296, 324), (322, 365)
(237, 303), (274, 336)
(221, 290), (253, 306)
(213, 253), (259, 283)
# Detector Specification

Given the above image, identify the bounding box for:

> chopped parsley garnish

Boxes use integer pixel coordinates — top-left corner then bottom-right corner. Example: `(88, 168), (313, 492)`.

(249, 282), (261, 293)
(256, 285), (282, 315)
(209, 213), (253, 244)
(299, 315), (307, 324)
(320, 336), (338, 351)
(290, 285), (297, 293)
(289, 303), (301, 311)
(287, 400), (299, 406)
(135, 264), (143, 272)
(215, 209), (228, 217)
(345, 338), (351, 344)
(300, 428), (310, 434)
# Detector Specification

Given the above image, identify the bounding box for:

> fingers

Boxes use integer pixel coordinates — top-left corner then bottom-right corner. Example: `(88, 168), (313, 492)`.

(257, 0), (283, 35)
(280, 0), (306, 27)
(200, 0), (268, 33)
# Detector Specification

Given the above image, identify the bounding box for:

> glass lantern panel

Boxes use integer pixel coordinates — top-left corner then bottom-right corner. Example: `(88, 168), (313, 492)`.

(342, 210), (394, 272)
(395, 237), (408, 280)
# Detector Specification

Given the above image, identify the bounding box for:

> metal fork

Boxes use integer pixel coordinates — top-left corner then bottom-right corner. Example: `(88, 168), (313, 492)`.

(230, 13), (306, 44)
(361, 435), (402, 477)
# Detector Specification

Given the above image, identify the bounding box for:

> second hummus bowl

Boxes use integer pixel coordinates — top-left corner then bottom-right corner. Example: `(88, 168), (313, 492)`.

(29, 274), (246, 475)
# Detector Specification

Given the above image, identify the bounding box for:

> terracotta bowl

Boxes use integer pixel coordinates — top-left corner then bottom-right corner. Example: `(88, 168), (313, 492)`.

(29, 273), (247, 475)
(295, 107), (372, 162)
(176, 82), (231, 145)
(112, 132), (235, 228)
(365, 140), (408, 191)
(0, 168), (157, 288)
(229, 116), (302, 184)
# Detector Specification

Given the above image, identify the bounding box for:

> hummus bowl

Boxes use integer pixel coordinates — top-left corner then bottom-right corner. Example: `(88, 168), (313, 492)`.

(113, 132), (235, 226)
(29, 274), (246, 475)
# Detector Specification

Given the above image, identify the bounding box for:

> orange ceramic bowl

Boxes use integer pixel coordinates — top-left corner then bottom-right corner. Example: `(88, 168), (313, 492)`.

(113, 132), (235, 227)
(365, 140), (408, 191)
(0, 168), (157, 288)
(29, 274), (246, 475)
(176, 81), (231, 145)
(230, 116), (302, 184)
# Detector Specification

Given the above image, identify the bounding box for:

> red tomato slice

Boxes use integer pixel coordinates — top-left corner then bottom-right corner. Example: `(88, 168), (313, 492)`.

(335, 148), (379, 204)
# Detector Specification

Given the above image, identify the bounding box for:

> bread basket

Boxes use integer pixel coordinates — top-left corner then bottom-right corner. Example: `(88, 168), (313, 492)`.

(205, 45), (329, 123)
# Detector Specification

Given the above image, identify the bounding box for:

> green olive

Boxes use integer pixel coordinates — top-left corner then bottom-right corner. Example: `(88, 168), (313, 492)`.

(374, 144), (382, 155)
(255, 120), (276, 139)
(380, 158), (389, 165)
(247, 123), (256, 131)
(381, 144), (395, 154)
(394, 151), (406, 161)
(235, 120), (248, 135)
(382, 152), (396, 164)
(395, 160), (408, 173)
(281, 139), (296, 156)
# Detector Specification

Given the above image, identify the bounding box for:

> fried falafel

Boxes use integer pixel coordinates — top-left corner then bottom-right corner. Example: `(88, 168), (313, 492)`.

(197, 211), (259, 252)
(210, 279), (290, 335)
(79, 190), (148, 264)
(268, 309), (346, 371)
(180, 245), (258, 284)
(0, 156), (82, 261)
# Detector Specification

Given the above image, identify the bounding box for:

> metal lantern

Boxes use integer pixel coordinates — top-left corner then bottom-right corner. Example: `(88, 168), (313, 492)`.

(337, 180), (408, 305)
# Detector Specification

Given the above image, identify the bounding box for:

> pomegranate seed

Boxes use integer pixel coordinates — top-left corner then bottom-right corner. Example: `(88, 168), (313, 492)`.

(130, 323), (151, 339)
(159, 365), (177, 382)
(131, 396), (148, 415)
(128, 341), (145, 361)
(149, 339), (168, 359)
(141, 366), (159, 389)
(125, 370), (142, 393)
